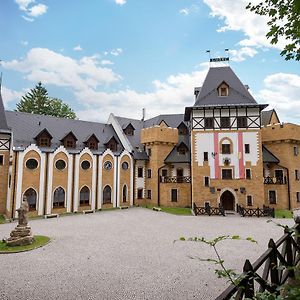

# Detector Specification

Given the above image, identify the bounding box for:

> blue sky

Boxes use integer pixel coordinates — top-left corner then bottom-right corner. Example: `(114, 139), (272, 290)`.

(1, 0), (299, 123)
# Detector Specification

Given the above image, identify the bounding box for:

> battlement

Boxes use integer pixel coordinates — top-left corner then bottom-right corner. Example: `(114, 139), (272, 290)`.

(141, 125), (178, 145)
(262, 123), (300, 143)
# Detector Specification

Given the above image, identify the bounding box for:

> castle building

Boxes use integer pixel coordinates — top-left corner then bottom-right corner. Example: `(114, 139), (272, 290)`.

(0, 65), (299, 218)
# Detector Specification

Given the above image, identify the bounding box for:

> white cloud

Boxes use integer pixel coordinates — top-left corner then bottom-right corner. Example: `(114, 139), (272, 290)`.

(101, 60), (114, 65)
(203, 0), (286, 51)
(1, 86), (23, 105)
(111, 48), (123, 56)
(229, 47), (257, 62)
(15, 0), (48, 21)
(15, 0), (34, 11)
(179, 5), (199, 16)
(256, 73), (300, 123)
(2, 48), (121, 91)
(27, 3), (47, 17)
(114, 0), (126, 5)
(76, 68), (208, 122)
(73, 45), (83, 52)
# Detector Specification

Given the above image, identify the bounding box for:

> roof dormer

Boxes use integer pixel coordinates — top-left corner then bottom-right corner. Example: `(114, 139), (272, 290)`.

(61, 131), (77, 149)
(123, 123), (135, 136)
(84, 134), (99, 150)
(218, 81), (229, 97)
(177, 122), (188, 135)
(34, 128), (52, 147)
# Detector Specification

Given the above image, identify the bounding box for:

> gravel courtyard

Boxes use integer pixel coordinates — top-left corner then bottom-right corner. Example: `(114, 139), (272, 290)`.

(0, 208), (294, 300)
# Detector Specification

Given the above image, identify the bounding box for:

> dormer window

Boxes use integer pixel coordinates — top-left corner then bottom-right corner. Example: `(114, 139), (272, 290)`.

(34, 128), (52, 147)
(105, 136), (118, 152)
(218, 82), (229, 97)
(61, 132), (77, 149)
(177, 122), (188, 135)
(123, 123), (135, 136)
(84, 134), (99, 150)
(177, 142), (188, 155)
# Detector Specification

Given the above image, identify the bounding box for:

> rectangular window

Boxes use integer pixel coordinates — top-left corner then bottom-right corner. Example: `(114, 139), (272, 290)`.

(222, 169), (232, 179)
(204, 117), (214, 129)
(237, 116), (247, 128)
(147, 169), (152, 178)
(247, 195), (253, 206)
(220, 117), (230, 128)
(204, 176), (209, 187)
(275, 169), (283, 179)
(147, 190), (152, 199)
(297, 192), (300, 203)
(171, 189), (177, 202)
(204, 152), (208, 161)
(222, 144), (231, 154)
(269, 190), (277, 204)
(220, 87), (227, 96)
(137, 189), (143, 199)
(0, 155), (3, 166)
(294, 146), (298, 156)
(137, 167), (143, 178)
(296, 170), (299, 181)
(245, 144), (250, 154)
(147, 148), (152, 157)
(162, 169), (168, 177)
(245, 169), (251, 179)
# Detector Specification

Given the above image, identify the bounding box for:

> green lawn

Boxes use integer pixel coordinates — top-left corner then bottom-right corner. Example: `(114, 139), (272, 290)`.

(0, 215), (5, 224)
(275, 210), (293, 219)
(0, 235), (50, 253)
(141, 205), (192, 216)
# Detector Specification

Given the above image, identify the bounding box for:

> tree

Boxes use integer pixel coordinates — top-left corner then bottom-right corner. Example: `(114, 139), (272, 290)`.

(246, 0), (300, 61)
(16, 82), (77, 119)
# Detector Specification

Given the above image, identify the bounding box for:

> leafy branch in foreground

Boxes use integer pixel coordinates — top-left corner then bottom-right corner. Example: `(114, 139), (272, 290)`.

(176, 235), (257, 286)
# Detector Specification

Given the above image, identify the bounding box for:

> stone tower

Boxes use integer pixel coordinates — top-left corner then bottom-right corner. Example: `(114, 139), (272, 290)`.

(140, 122), (178, 205)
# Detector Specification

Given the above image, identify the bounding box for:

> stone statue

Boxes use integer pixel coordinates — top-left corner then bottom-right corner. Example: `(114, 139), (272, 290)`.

(17, 196), (29, 226)
(6, 196), (34, 247)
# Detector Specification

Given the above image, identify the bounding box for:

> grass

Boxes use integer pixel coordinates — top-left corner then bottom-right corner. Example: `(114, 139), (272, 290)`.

(275, 210), (293, 219)
(0, 235), (50, 253)
(0, 215), (6, 224)
(141, 205), (192, 216)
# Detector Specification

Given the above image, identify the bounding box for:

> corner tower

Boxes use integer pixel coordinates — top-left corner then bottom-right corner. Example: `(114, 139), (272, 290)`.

(0, 81), (12, 216)
(185, 66), (267, 210)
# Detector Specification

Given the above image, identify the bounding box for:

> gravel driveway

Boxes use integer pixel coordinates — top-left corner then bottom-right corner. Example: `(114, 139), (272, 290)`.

(0, 208), (294, 300)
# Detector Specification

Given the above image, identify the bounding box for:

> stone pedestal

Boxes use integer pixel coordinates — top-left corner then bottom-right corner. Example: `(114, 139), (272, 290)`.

(6, 225), (34, 247)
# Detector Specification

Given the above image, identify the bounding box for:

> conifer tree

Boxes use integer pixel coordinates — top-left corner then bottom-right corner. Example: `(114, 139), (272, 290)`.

(16, 82), (77, 119)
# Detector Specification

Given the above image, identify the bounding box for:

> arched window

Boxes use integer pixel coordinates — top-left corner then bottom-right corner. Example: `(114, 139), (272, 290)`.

(24, 188), (37, 211)
(103, 185), (112, 204)
(53, 187), (65, 208)
(122, 185), (127, 203)
(80, 186), (90, 206)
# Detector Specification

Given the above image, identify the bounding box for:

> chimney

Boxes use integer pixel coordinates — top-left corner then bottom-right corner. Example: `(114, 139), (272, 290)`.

(141, 108), (145, 122)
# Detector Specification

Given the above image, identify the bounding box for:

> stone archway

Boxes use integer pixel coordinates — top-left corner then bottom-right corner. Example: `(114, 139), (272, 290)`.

(220, 190), (235, 210)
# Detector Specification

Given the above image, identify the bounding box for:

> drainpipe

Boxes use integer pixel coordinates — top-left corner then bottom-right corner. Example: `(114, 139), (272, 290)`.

(279, 164), (291, 210)
(43, 152), (49, 216)
(11, 151), (18, 219)
(115, 155), (119, 207)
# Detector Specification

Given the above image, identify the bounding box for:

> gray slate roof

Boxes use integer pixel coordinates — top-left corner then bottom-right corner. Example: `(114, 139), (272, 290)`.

(0, 89), (9, 132)
(164, 136), (191, 163)
(261, 109), (279, 126)
(5, 111), (123, 153)
(115, 114), (189, 161)
(262, 146), (280, 163)
(194, 66), (258, 107)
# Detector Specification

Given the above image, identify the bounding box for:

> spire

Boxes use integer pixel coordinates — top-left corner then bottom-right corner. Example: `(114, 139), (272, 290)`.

(0, 72), (9, 131)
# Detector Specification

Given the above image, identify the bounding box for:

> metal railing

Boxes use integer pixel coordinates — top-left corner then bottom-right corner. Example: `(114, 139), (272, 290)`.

(264, 176), (287, 184)
(160, 176), (191, 183)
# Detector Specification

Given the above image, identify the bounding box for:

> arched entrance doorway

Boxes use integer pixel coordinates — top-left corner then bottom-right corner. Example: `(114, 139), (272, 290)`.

(220, 190), (235, 210)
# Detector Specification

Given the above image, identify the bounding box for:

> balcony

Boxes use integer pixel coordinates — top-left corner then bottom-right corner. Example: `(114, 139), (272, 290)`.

(160, 176), (191, 183)
(264, 176), (287, 185)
